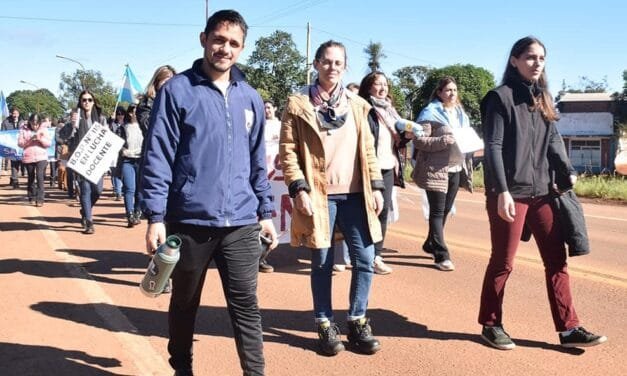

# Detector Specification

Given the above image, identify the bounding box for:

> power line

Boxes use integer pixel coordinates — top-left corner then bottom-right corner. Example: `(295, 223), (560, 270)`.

(251, 0), (328, 25)
(311, 27), (439, 67)
(0, 15), (199, 27)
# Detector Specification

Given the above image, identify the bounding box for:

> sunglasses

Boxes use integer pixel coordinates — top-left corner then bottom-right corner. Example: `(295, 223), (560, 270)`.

(81, 98), (94, 103)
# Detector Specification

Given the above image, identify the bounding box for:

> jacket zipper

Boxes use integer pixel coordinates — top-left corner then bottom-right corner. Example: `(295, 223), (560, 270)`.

(224, 85), (232, 226)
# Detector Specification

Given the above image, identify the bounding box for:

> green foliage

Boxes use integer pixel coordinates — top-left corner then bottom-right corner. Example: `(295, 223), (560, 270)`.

(387, 84), (407, 118)
(245, 30), (307, 109)
(58, 69), (117, 116)
(563, 76), (608, 93)
(574, 175), (627, 201)
(6, 89), (64, 119)
(363, 41), (386, 73)
(392, 65), (432, 119)
(417, 64), (495, 128)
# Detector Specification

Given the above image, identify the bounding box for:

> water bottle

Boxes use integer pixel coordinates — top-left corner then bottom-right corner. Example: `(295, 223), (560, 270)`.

(140, 235), (182, 297)
(395, 119), (425, 137)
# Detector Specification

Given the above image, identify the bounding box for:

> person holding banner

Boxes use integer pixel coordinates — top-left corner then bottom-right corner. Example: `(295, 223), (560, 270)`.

(58, 90), (108, 234)
(1, 107), (23, 189)
(17, 113), (51, 207)
(412, 76), (474, 272)
(140, 10), (278, 375)
(280, 40), (384, 356)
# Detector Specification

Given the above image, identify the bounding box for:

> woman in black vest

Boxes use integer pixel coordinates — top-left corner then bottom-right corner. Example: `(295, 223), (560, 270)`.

(478, 36), (606, 350)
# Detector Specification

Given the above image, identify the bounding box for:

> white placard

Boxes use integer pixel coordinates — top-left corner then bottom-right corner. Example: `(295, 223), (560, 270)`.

(67, 122), (124, 184)
(265, 141), (291, 244)
(452, 127), (484, 154)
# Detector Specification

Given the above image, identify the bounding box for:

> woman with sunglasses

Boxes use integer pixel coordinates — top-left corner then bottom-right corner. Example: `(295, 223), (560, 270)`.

(58, 89), (108, 234)
(18, 113), (51, 207)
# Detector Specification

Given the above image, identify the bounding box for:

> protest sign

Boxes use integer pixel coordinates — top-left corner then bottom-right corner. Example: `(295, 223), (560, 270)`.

(452, 127), (483, 154)
(0, 128), (57, 159)
(67, 122), (124, 184)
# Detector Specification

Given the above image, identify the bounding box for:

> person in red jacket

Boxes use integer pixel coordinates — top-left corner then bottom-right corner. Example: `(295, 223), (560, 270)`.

(18, 113), (51, 207)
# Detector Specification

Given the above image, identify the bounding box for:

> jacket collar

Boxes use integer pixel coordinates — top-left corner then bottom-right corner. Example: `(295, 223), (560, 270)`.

(188, 58), (245, 86)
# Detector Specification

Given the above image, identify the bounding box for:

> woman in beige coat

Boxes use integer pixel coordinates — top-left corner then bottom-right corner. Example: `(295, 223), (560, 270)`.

(280, 40), (385, 357)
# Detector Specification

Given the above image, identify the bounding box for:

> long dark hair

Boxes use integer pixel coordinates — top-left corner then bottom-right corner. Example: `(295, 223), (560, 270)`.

(502, 36), (558, 122)
(76, 89), (102, 118)
(429, 76), (461, 107)
(27, 113), (41, 131)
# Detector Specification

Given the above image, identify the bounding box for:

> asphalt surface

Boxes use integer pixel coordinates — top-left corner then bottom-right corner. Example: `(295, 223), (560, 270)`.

(1, 173), (625, 376)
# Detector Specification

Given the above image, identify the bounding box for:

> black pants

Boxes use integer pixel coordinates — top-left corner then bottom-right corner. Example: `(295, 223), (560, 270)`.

(25, 160), (47, 202)
(375, 168), (395, 256)
(167, 222), (264, 375)
(423, 172), (461, 263)
(10, 160), (21, 185)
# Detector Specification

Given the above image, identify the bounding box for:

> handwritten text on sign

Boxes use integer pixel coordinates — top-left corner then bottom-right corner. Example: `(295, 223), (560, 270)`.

(67, 122), (124, 184)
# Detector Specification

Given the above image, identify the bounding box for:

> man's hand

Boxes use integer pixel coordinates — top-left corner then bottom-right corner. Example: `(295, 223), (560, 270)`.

(145, 222), (166, 255)
(294, 190), (313, 216)
(259, 219), (279, 250)
(373, 190), (384, 216)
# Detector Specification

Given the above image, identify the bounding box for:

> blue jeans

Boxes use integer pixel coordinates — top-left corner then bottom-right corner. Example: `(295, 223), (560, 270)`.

(311, 193), (375, 322)
(111, 167), (122, 196)
(78, 176), (103, 221)
(120, 159), (140, 216)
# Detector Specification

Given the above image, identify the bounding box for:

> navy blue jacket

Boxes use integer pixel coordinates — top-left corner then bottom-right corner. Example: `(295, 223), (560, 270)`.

(139, 59), (273, 226)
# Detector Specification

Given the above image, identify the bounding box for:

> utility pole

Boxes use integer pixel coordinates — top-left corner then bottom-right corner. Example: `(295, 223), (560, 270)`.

(205, 0), (209, 21)
(306, 22), (311, 85)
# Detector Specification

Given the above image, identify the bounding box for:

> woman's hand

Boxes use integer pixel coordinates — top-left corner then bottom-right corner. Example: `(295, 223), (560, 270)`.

(294, 190), (313, 216)
(373, 190), (384, 216)
(497, 191), (516, 223)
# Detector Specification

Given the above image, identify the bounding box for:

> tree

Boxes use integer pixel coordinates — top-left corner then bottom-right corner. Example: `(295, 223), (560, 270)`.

(58, 69), (117, 116)
(393, 65), (432, 118)
(245, 30), (307, 109)
(563, 76), (608, 93)
(6, 89), (64, 119)
(623, 70), (626, 95)
(417, 64), (495, 128)
(363, 41), (386, 73)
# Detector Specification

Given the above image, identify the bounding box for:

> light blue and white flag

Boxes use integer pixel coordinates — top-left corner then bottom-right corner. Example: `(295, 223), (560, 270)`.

(0, 90), (9, 118)
(117, 65), (143, 104)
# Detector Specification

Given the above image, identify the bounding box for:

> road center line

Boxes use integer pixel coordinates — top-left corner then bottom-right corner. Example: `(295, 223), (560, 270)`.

(29, 206), (170, 376)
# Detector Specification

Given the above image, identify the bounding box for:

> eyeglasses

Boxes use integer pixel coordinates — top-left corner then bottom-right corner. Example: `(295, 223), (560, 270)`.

(81, 98), (94, 103)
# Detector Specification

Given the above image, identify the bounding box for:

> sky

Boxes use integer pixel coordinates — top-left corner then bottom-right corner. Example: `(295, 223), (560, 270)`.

(1, 0), (625, 103)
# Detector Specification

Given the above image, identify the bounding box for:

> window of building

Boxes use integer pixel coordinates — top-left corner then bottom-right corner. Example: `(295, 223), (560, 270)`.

(569, 139), (601, 173)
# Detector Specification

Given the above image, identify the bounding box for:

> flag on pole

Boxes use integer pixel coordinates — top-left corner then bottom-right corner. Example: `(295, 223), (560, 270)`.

(117, 65), (143, 104)
(0, 90), (9, 119)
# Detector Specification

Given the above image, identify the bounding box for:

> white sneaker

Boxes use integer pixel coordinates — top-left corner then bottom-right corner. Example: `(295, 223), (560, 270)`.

(435, 259), (455, 271)
(333, 264), (346, 272)
(373, 256), (392, 275)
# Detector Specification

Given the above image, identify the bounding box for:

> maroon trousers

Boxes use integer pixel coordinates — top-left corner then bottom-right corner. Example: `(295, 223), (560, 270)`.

(478, 195), (580, 331)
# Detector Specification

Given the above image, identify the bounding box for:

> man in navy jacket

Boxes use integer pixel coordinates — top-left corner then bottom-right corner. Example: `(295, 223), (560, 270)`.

(139, 9), (278, 376)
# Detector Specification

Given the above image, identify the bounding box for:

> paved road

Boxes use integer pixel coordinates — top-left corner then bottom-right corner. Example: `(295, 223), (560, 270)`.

(1, 176), (625, 375)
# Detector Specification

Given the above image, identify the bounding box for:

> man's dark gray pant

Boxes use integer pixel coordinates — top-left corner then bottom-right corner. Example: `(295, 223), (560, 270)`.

(166, 222), (264, 375)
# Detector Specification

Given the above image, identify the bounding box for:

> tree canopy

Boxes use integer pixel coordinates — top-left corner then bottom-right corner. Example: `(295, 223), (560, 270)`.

(6, 89), (64, 119)
(416, 64), (495, 127)
(393, 65), (432, 119)
(363, 41), (386, 73)
(244, 30), (307, 109)
(58, 69), (117, 116)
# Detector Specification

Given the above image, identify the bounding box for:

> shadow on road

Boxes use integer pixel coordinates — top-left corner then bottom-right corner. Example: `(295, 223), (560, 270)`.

(0, 342), (129, 375)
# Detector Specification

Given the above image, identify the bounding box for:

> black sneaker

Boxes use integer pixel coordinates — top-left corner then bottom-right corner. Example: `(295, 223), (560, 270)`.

(173, 369), (193, 376)
(259, 259), (274, 273)
(347, 317), (381, 354)
(317, 321), (344, 356)
(83, 221), (95, 235)
(559, 327), (607, 348)
(481, 325), (516, 350)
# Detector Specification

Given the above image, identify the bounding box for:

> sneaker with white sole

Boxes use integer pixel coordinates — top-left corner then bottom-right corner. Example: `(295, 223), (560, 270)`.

(559, 327), (607, 348)
(481, 325), (516, 350)
(333, 264), (346, 272)
(435, 259), (455, 271)
(373, 255), (392, 275)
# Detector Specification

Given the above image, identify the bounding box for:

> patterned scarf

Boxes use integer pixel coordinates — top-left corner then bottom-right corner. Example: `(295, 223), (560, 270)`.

(370, 96), (401, 144)
(309, 80), (349, 130)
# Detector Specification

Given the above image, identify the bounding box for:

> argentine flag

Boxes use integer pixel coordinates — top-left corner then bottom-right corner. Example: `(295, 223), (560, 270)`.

(0, 90), (8, 118)
(117, 65), (143, 104)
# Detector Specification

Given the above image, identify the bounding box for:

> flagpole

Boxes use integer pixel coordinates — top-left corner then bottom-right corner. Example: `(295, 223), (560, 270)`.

(113, 64), (128, 117)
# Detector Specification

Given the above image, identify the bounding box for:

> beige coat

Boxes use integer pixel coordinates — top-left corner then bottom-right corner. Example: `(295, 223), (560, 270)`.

(279, 91), (383, 249)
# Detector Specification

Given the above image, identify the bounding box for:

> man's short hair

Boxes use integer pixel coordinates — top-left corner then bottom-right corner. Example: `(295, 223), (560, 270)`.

(204, 9), (248, 41)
